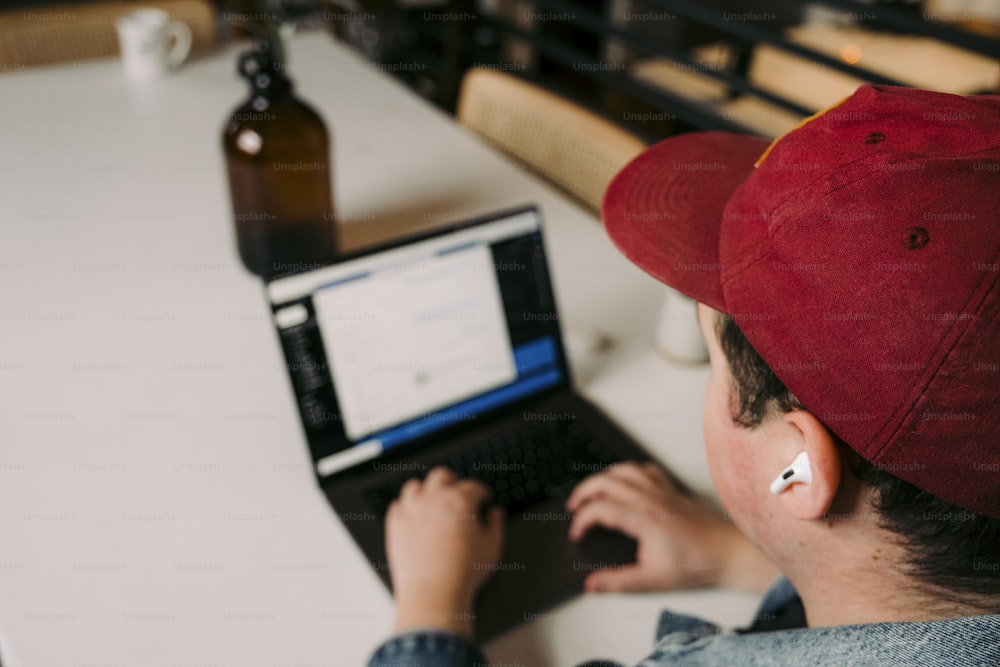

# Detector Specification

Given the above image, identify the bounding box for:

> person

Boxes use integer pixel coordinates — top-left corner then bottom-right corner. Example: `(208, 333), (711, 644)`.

(366, 85), (1000, 666)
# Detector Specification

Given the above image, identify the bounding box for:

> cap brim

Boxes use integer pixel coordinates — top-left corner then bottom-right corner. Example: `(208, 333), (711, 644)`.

(601, 132), (770, 312)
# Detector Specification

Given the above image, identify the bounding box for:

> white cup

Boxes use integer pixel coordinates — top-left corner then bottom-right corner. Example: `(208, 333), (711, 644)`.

(654, 287), (709, 364)
(115, 8), (192, 81)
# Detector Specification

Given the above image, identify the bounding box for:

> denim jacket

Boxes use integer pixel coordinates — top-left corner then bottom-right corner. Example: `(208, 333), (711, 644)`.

(367, 577), (1000, 666)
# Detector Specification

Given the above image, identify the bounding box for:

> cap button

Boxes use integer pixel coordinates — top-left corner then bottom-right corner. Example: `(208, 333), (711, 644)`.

(905, 226), (930, 250)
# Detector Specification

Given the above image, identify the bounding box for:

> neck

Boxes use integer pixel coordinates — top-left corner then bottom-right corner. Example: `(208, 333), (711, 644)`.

(774, 529), (990, 626)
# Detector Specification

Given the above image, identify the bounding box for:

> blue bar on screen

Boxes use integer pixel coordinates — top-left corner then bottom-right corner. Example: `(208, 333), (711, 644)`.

(317, 271), (370, 291)
(374, 367), (562, 450)
(436, 241), (480, 257)
(513, 336), (558, 375)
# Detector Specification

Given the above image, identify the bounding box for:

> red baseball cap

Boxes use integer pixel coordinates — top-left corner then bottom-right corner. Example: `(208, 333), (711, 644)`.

(602, 85), (1000, 518)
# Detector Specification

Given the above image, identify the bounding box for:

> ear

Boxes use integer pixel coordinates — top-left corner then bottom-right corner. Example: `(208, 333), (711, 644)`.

(774, 411), (841, 521)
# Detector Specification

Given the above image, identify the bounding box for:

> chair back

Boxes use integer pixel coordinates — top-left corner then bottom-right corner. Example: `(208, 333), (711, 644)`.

(0, 1), (215, 71)
(458, 67), (647, 213)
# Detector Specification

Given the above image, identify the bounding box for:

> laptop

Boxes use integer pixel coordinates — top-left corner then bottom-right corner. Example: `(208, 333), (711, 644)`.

(265, 205), (654, 639)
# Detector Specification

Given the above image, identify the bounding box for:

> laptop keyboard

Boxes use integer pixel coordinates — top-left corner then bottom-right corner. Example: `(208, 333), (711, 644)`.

(364, 416), (621, 518)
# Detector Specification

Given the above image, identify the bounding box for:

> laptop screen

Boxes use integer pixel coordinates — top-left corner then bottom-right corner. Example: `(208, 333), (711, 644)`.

(266, 208), (568, 477)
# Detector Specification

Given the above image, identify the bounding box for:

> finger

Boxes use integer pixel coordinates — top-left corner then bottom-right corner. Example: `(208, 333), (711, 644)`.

(604, 461), (691, 501)
(568, 496), (645, 541)
(399, 477), (422, 503)
(603, 461), (665, 495)
(485, 506), (506, 552)
(424, 466), (457, 489)
(481, 506), (506, 545)
(487, 505), (505, 528)
(566, 470), (648, 514)
(452, 477), (493, 505)
(384, 501), (401, 548)
(384, 501), (399, 536)
(585, 565), (657, 594)
(385, 497), (400, 520)
(640, 461), (693, 497)
(566, 468), (620, 511)
(640, 460), (669, 480)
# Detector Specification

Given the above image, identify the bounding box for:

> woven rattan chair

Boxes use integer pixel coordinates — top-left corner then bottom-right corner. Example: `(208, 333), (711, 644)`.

(457, 67), (647, 213)
(0, 0), (215, 71)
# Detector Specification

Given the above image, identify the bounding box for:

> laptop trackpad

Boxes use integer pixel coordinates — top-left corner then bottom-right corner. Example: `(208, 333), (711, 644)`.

(509, 504), (638, 572)
(473, 503), (637, 639)
(571, 525), (639, 567)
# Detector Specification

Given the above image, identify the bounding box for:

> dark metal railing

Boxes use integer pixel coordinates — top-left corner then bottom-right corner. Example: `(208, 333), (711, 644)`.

(349, 0), (999, 140)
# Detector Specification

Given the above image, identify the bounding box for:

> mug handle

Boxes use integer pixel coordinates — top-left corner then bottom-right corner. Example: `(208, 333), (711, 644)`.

(165, 20), (192, 68)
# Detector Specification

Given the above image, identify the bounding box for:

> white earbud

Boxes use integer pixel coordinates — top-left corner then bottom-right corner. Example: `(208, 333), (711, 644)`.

(769, 451), (812, 495)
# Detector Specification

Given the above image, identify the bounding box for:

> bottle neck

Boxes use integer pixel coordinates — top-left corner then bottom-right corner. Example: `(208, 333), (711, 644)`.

(249, 72), (294, 109)
(239, 37), (295, 110)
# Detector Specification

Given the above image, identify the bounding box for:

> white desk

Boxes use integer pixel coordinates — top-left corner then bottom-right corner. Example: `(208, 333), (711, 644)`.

(0, 33), (759, 667)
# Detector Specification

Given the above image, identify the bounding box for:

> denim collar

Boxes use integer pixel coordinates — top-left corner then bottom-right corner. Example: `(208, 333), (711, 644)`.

(646, 577), (1000, 666)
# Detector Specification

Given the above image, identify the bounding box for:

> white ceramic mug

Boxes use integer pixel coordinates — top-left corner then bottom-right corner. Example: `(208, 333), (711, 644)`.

(115, 8), (192, 80)
(654, 287), (709, 364)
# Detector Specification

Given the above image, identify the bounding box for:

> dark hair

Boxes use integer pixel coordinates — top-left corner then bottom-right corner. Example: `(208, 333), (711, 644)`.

(715, 312), (1000, 612)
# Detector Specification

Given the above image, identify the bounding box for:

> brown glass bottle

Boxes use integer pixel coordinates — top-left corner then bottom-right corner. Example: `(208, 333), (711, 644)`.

(223, 39), (338, 276)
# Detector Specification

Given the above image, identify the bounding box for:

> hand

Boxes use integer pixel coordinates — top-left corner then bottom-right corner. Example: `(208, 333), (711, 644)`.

(385, 467), (505, 637)
(566, 461), (777, 594)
